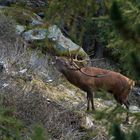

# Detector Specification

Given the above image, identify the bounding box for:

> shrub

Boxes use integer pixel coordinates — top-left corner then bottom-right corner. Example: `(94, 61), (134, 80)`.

(0, 13), (17, 43)
(110, 123), (140, 140)
(0, 95), (50, 140)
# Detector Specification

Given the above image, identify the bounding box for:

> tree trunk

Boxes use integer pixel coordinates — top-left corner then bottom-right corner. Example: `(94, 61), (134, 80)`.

(94, 0), (106, 58)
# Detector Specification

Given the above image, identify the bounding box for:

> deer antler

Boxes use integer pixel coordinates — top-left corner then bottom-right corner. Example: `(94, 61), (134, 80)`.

(67, 47), (110, 77)
(75, 46), (81, 61)
(68, 47), (74, 65)
(68, 46), (90, 65)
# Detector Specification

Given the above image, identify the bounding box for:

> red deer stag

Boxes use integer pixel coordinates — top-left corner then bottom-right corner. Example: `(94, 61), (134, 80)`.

(54, 56), (135, 112)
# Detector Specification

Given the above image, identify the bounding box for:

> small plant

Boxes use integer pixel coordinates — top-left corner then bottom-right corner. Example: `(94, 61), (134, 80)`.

(31, 124), (50, 140)
(0, 96), (23, 140)
(0, 13), (17, 43)
(110, 123), (140, 140)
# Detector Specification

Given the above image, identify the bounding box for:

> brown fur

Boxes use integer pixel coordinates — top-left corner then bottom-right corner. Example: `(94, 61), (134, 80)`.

(55, 57), (135, 111)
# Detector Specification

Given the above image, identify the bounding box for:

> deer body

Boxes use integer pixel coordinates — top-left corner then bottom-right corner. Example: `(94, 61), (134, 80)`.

(55, 57), (135, 111)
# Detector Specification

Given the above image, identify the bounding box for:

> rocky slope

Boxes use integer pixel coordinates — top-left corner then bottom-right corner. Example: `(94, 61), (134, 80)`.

(0, 1), (140, 139)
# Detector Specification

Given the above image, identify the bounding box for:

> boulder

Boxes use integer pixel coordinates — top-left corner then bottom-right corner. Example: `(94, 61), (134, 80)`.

(0, 0), (16, 6)
(0, 0), (48, 7)
(84, 116), (94, 129)
(16, 25), (25, 35)
(31, 17), (43, 26)
(47, 25), (88, 58)
(30, 13), (43, 26)
(22, 28), (47, 41)
(37, 12), (45, 18)
(25, 0), (48, 7)
(129, 105), (140, 113)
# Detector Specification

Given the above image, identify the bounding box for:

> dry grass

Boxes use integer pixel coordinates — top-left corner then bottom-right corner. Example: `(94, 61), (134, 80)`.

(0, 37), (89, 139)
(0, 73), (88, 139)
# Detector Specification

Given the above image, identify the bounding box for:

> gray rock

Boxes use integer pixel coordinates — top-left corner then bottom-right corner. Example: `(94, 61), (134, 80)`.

(37, 12), (45, 18)
(0, 0), (48, 7)
(2, 83), (9, 88)
(19, 69), (27, 74)
(85, 116), (94, 129)
(129, 105), (140, 113)
(30, 14), (43, 26)
(0, 0), (16, 6)
(129, 87), (140, 107)
(0, 5), (7, 8)
(47, 25), (88, 57)
(104, 100), (114, 106)
(26, 0), (48, 7)
(22, 29), (47, 41)
(16, 25), (25, 35)
(31, 18), (43, 26)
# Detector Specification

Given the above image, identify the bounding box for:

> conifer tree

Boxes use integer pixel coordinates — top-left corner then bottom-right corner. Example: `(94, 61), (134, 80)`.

(46, 0), (109, 57)
(110, 0), (140, 79)
(111, 123), (126, 140)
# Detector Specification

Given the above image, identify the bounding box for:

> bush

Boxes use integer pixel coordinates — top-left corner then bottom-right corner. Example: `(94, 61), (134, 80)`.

(110, 123), (140, 140)
(0, 13), (17, 43)
(0, 96), (50, 140)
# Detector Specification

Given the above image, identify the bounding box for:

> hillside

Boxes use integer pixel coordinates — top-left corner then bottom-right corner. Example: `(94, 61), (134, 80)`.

(0, 0), (140, 140)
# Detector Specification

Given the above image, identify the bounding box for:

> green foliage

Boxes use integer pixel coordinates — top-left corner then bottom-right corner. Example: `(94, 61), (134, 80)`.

(2, 7), (41, 25)
(0, 97), (23, 140)
(93, 105), (127, 122)
(111, 123), (126, 140)
(131, 52), (140, 77)
(110, 1), (123, 24)
(93, 109), (107, 120)
(46, 0), (97, 44)
(130, 131), (140, 140)
(110, 1), (140, 43)
(110, 123), (140, 140)
(46, 0), (111, 54)
(108, 0), (140, 79)
(31, 124), (50, 140)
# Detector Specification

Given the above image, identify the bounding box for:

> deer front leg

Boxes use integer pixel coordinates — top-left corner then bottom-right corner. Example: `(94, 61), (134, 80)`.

(91, 97), (95, 111)
(90, 92), (95, 111)
(87, 91), (95, 111)
(87, 93), (90, 111)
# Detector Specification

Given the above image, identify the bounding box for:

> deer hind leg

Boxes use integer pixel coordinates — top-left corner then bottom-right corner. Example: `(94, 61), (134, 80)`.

(91, 92), (95, 111)
(118, 93), (130, 124)
(124, 100), (130, 109)
(87, 93), (90, 111)
(123, 100), (130, 124)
